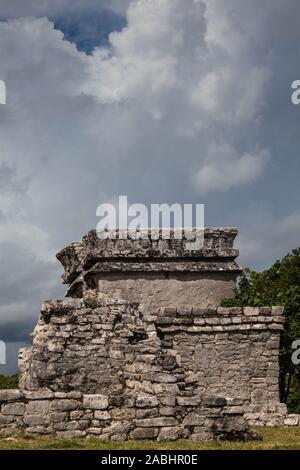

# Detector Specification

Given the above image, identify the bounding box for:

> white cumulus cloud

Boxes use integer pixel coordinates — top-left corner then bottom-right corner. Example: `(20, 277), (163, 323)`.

(195, 144), (271, 192)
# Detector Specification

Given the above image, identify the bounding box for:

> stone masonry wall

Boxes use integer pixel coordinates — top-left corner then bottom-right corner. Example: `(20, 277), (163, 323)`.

(19, 294), (285, 403)
(0, 388), (258, 441)
(57, 229), (241, 306)
(0, 292), (295, 439)
(1, 228), (299, 440)
(95, 272), (237, 309)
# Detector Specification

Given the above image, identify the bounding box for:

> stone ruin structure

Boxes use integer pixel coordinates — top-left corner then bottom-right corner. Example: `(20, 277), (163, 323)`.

(0, 228), (299, 441)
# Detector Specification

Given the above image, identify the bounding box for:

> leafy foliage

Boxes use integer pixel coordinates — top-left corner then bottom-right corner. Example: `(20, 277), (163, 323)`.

(222, 248), (300, 412)
(0, 374), (19, 389)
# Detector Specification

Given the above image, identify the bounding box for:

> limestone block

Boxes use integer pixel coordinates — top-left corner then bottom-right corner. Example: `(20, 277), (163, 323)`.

(83, 395), (109, 410)
(94, 411), (111, 420)
(158, 426), (183, 441)
(153, 384), (179, 395)
(130, 427), (159, 440)
(1, 403), (25, 416)
(159, 407), (176, 416)
(151, 373), (177, 384)
(183, 413), (205, 427)
(50, 412), (68, 423)
(51, 400), (80, 412)
(284, 415), (299, 426)
(24, 415), (48, 426)
(244, 307), (260, 316)
(26, 400), (50, 415)
(136, 396), (158, 408)
(0, 390), (21, 402)
(0, 414), (17, 425)
(87, 427), (102, 435)
(202, 396), (227, 407)
(66, 421), (81, 431)
(136, 408), (159, 419)
(23, 389), (54, 400)
(135, 417), (178, 427)
(177, 396), (201, 406)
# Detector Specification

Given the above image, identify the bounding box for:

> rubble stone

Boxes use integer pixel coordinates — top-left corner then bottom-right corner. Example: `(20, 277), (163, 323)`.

(0, 228), (296, 440)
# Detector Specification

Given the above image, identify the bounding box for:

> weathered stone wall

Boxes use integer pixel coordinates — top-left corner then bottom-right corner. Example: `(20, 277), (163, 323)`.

(0, 388), (257, 441)
(0, 293), (298, 439)
(56, 229), (241, 305)
(1, 228), (298, 440)
(95, 272), (237, 309)
(14, 293), (290, 426)
(19, 295), (284, 407)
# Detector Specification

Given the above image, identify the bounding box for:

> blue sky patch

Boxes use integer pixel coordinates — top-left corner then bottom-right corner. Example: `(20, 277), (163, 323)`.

(52, 10), (127, 54)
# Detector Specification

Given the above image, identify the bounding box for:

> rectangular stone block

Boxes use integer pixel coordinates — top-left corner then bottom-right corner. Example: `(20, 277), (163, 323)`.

(83, 395), (109, 410)
(183, 413), (205, 427)
(24, 414), (48, 426)
(153, 383), (179, 395)
(202, 396), (227, 407)
(26, 400), (50, 415)
(130, 428), (159, 439)
(23, 389), (54, 400)
(0, 390), (21, 402)
(159, 407), (176, 416)
(94, 411), (111, 420)
(51, 399), (80, 411)
(284, 415), (299, 426)
(87, 427), (102, 435)
(217, 307), (231, 315)
(220, 318), (232, 325)
(244, 307), (260, 316)
(192, 308), (206, 316)
(152, 373), (177, 383)
(50, 412), (68, 423)
(0, 414), (16, 425)
(177, 396), (201, 406)
(187, 326), (212, 333)
(177, 308), (192, 317)
(157, 426), (182, 441)
(194, 318), (205, 325)
(136, 396), (158, 408)
(136, 408), (158, 419)
(1, 403), (25, 416)
(229, 307), (242, 315)
(135, 417), (178, 427)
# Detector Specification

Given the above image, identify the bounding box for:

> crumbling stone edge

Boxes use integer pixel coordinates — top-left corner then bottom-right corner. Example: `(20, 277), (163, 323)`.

(1, 297), (299, 441)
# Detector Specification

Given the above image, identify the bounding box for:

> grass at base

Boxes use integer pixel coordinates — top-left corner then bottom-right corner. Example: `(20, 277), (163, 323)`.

(0, 427), (300, 450)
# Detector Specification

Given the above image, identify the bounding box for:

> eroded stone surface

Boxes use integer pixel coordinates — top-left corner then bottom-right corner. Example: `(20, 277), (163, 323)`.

(0, 228), (297, 440)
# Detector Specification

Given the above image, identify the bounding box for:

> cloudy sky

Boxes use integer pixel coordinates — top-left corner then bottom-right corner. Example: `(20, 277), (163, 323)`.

(0, 0), (300, 373)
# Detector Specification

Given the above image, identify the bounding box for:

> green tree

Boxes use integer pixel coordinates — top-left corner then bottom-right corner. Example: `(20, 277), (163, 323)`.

(0, 374), (19, 389)
(222, 248), (300, 412)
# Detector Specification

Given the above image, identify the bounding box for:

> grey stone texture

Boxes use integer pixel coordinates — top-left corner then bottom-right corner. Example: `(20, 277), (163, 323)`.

(57, 228), (241, 306)
(0, 228), (298, 440)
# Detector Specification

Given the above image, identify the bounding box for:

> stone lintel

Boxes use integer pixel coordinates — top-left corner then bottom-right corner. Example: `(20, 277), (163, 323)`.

(57, 228), (241, 284)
